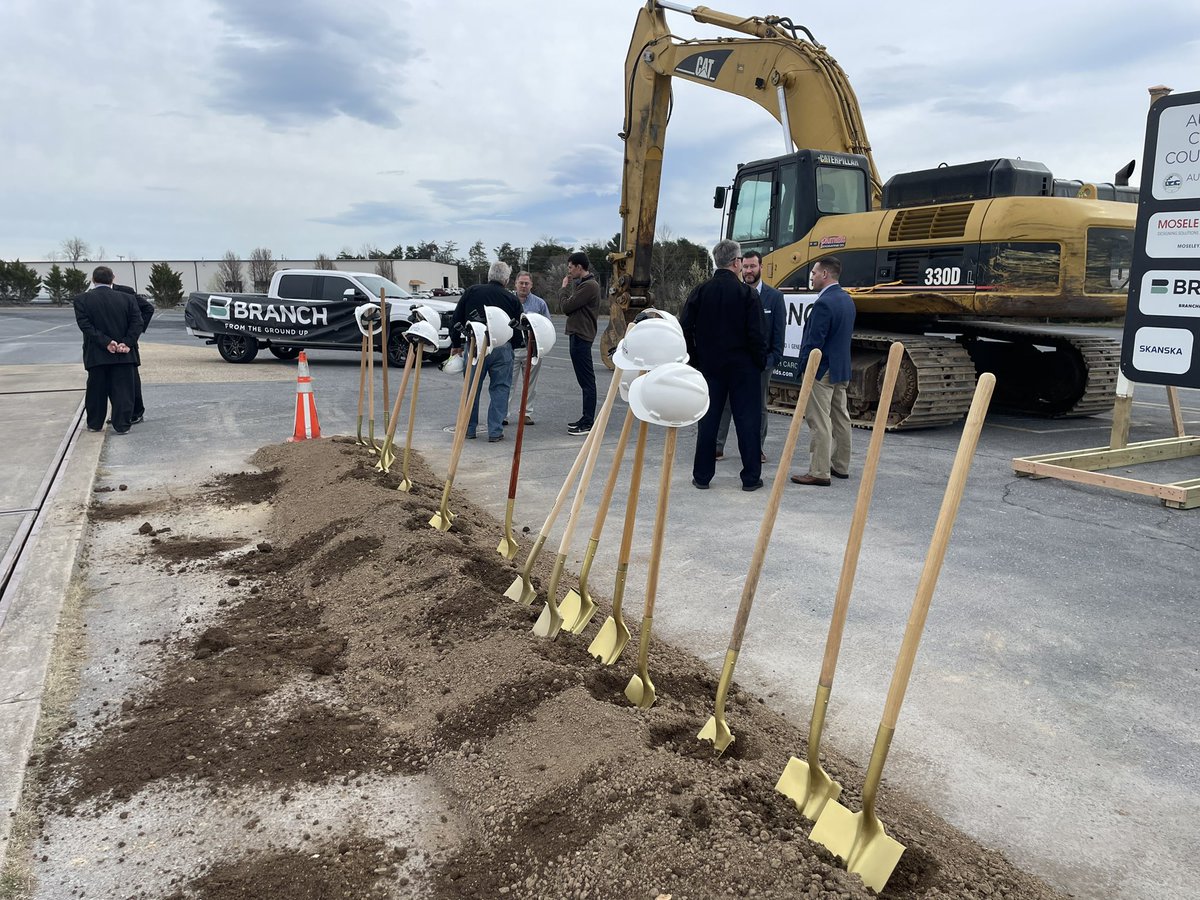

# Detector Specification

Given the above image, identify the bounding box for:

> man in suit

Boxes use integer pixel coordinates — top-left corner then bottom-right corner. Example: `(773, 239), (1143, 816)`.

(682, 239), (768, 491)
(715, 249), (786, 464)
(791, 256), (855, 486)
(114, 283), (154, 424)
(73, 266), (144, 434)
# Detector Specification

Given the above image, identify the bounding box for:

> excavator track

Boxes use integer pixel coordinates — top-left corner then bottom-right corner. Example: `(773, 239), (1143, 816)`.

(768, 332), (977, 430)
(952, 322), (1119, 418)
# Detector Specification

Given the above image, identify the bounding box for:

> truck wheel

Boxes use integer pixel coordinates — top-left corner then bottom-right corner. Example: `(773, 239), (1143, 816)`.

(387, 329), (409, 368)
(268, 345), (301, 360)
(216, 334), (260, 363)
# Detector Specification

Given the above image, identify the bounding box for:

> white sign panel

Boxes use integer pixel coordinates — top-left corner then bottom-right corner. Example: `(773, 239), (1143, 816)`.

(772, 292), (818, 383)
(1131, 326), (1194, 374)
(1138, 269), (1200, 317)
(1152, 105), (1200, 200)
(1144, 210), (1200, 257)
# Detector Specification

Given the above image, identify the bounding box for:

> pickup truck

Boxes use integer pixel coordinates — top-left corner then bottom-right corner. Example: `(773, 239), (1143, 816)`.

(183, 269), (456, 366)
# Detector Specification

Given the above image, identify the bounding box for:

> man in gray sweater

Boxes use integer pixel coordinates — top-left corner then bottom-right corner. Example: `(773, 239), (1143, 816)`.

(560, 251), (601, 435)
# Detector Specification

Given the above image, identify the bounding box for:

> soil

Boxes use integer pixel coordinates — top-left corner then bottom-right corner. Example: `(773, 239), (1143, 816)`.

(38, 440), (1072, 899)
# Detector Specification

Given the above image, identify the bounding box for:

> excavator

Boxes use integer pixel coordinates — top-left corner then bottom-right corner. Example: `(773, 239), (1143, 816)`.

(602, 0), (1137, 428)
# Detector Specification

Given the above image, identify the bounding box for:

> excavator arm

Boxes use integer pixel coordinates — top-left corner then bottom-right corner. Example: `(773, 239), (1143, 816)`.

(604, 0), (881, 359)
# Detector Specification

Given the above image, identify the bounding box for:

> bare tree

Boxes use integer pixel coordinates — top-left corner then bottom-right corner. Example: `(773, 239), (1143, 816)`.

(61, 237), (90, 265)
(314, 253), (336, 270)
(217, 251), (244, 292)
(248, 247), (277, 292)
(374, 257), (395, 280)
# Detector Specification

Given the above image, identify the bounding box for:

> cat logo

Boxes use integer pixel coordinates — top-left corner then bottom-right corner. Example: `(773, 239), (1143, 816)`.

(673, 49), (732, 83)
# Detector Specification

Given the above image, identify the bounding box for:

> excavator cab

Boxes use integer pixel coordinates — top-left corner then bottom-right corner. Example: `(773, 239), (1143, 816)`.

(725, 149), (871, 258)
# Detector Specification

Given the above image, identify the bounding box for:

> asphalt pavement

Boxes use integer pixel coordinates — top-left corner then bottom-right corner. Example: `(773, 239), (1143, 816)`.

(1, 306), (1197, 899)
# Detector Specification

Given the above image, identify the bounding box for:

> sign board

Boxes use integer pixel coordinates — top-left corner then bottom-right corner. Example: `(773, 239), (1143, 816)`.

(1121, 89), (1200, 387)
(771, 291), (818, 384)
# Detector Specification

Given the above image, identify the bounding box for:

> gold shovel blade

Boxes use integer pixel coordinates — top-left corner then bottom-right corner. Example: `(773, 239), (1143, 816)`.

(503, 574), (535, 605)
(697, 715), (734, 755)
(496, 535), (519, 560)
(531, 602), (562, 640)
(558, 589), (582, 630)
(429, 509), (455, 532)
(587, 616), (629, 665)
(396, 478), (412, 493)
(562, 589), (598, 635)
(775, 756), (842, 822)
(809, 801), (905, 893)
(624, 673), (656, 709)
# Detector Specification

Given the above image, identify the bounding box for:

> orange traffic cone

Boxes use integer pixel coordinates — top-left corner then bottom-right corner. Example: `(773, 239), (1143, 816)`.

(286, 351), (322, 442)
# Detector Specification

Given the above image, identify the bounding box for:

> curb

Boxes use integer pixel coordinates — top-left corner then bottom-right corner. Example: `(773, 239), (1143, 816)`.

(0, 419), (103, 867)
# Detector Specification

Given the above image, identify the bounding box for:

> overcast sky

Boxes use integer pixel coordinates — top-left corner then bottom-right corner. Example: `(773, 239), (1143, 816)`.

(4, 0), (1198, 264)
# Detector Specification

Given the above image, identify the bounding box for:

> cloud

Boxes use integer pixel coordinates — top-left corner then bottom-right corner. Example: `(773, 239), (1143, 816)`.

(312, 201), (419, 227)
(207, 0), (415, 127)
(416, 179), (515, 209)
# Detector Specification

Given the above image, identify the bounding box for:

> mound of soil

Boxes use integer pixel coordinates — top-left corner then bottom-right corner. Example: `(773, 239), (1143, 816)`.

(40, 440), (1069, 899)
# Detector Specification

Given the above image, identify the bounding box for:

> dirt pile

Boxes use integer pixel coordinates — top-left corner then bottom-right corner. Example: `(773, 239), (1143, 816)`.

(37, 440), (1070, 899)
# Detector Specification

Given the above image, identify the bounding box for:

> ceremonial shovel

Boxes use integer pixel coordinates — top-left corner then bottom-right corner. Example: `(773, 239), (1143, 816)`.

(379, 288), (390, 435)
(375, 342), (417, 474)
(587, 419), (647, 665)
(775, 342), (903, 817)
(356, 331), (368, 446)
(559, 406), (635, 634)
(808, 372), (995, 893)
(430, 327), (488, 532)
(396, 342), (424, 493)
(504, 367), (622, 606)
(697, 350), (820, 753)
(497, 321), (536, 559)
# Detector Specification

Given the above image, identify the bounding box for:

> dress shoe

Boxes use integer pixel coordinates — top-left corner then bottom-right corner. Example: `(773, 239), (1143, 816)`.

(502, 418), (509, 426)
(715, 450), (724, 461)
(87, 427), (103, 433)
(131, 415), (144, 425)
(112, 428), (130, 435)
(742, 479), (764, 492)
(760, 452), (767, 464)
(691, 479), (709, 490)
(831, 469), (849, 479)
(525, 414), (535, 425)
(488, 434), (504, 442)
(790, 473), (831, 486)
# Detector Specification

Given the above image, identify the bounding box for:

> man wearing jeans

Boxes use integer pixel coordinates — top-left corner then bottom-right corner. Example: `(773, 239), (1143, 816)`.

(790, 256), (856, 486)
(449, 261), (522, 442)
(506, 270), (550, 426)
(560, 251), (600, 436)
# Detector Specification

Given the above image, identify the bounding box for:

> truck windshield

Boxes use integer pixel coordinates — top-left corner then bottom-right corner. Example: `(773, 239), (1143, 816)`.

(356, 275), (413, 299)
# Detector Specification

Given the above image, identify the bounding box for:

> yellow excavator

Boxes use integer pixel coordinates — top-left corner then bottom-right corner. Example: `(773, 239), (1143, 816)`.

(603, 0), (1137, 427)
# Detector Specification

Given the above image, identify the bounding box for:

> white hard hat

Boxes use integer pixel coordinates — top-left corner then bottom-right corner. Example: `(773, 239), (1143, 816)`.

(612, 318), (688, 370)
(441, 353), (465, 374)
(410, 305), (440, 327)
(355, 302), (382, 336)
(628, 362), (709, 427)
(634, 307), (684, 338)
(467, 320), (488, 354)
(523, 313), (556, 364)
(404, 320), (439, 349)
(618, 365), (640, 403)
(484, 306), (513, 352)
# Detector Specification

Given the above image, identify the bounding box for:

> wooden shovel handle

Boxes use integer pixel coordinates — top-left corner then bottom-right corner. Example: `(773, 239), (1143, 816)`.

(382, 349), (417, 447)
(403, 345), (423, 453)
(508, 323), (536, 501)
(641, 427), (678, 619)
(380, 290), (389, 427)
(617, 421), (649, 566)
(357, 332), (368, 418)
(447, 333), (488, 480)
(728, 349), (821, 652)
(585, 407), (635, 543)
(555, 365), (624, 555)
(818, 342), (903, 686)
(881, 372), (995, 729)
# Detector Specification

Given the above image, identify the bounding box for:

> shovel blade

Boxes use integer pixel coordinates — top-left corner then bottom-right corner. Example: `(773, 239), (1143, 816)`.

(587, 617), (629, 665)
(775, 756), (842, 822)
(532, 603), (562, 640)
(563, 590), (597, 635)
(396, 478), (412, 493)
(558, 589), (582, 629)
(697, 715), (734, 755)
(504, 575), (535, 605)
(809, 801), (904, 893)
(497, 535), (519, 560)
(429, 509), (455, 532)
(624, 673), (656, 709)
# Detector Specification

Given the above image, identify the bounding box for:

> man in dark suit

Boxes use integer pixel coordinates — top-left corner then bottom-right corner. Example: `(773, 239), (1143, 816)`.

(791, 256), (856, 486)
(73, 266), (144, 434)
(682, 239), (768, 491)
(114, 284), (155, 424)
(715, 249), (786, 464)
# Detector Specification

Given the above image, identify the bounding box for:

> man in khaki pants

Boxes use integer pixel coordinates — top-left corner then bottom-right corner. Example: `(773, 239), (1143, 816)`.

(790, 257), (855, 486)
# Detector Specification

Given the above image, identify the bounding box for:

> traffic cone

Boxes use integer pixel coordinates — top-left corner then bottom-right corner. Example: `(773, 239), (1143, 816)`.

(286, 351), (322, 442)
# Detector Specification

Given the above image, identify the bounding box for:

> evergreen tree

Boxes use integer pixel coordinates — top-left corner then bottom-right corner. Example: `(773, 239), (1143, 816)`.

(0, 260), (42, 303)
(147, 262), (184, 308)
(44, 264), (70, 303)
(64, 267), (89, 295)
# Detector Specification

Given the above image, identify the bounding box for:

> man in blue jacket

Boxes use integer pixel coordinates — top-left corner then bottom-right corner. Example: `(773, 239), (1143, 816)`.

(791, 256), (855, 486)
(715, 250), (786, 464)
